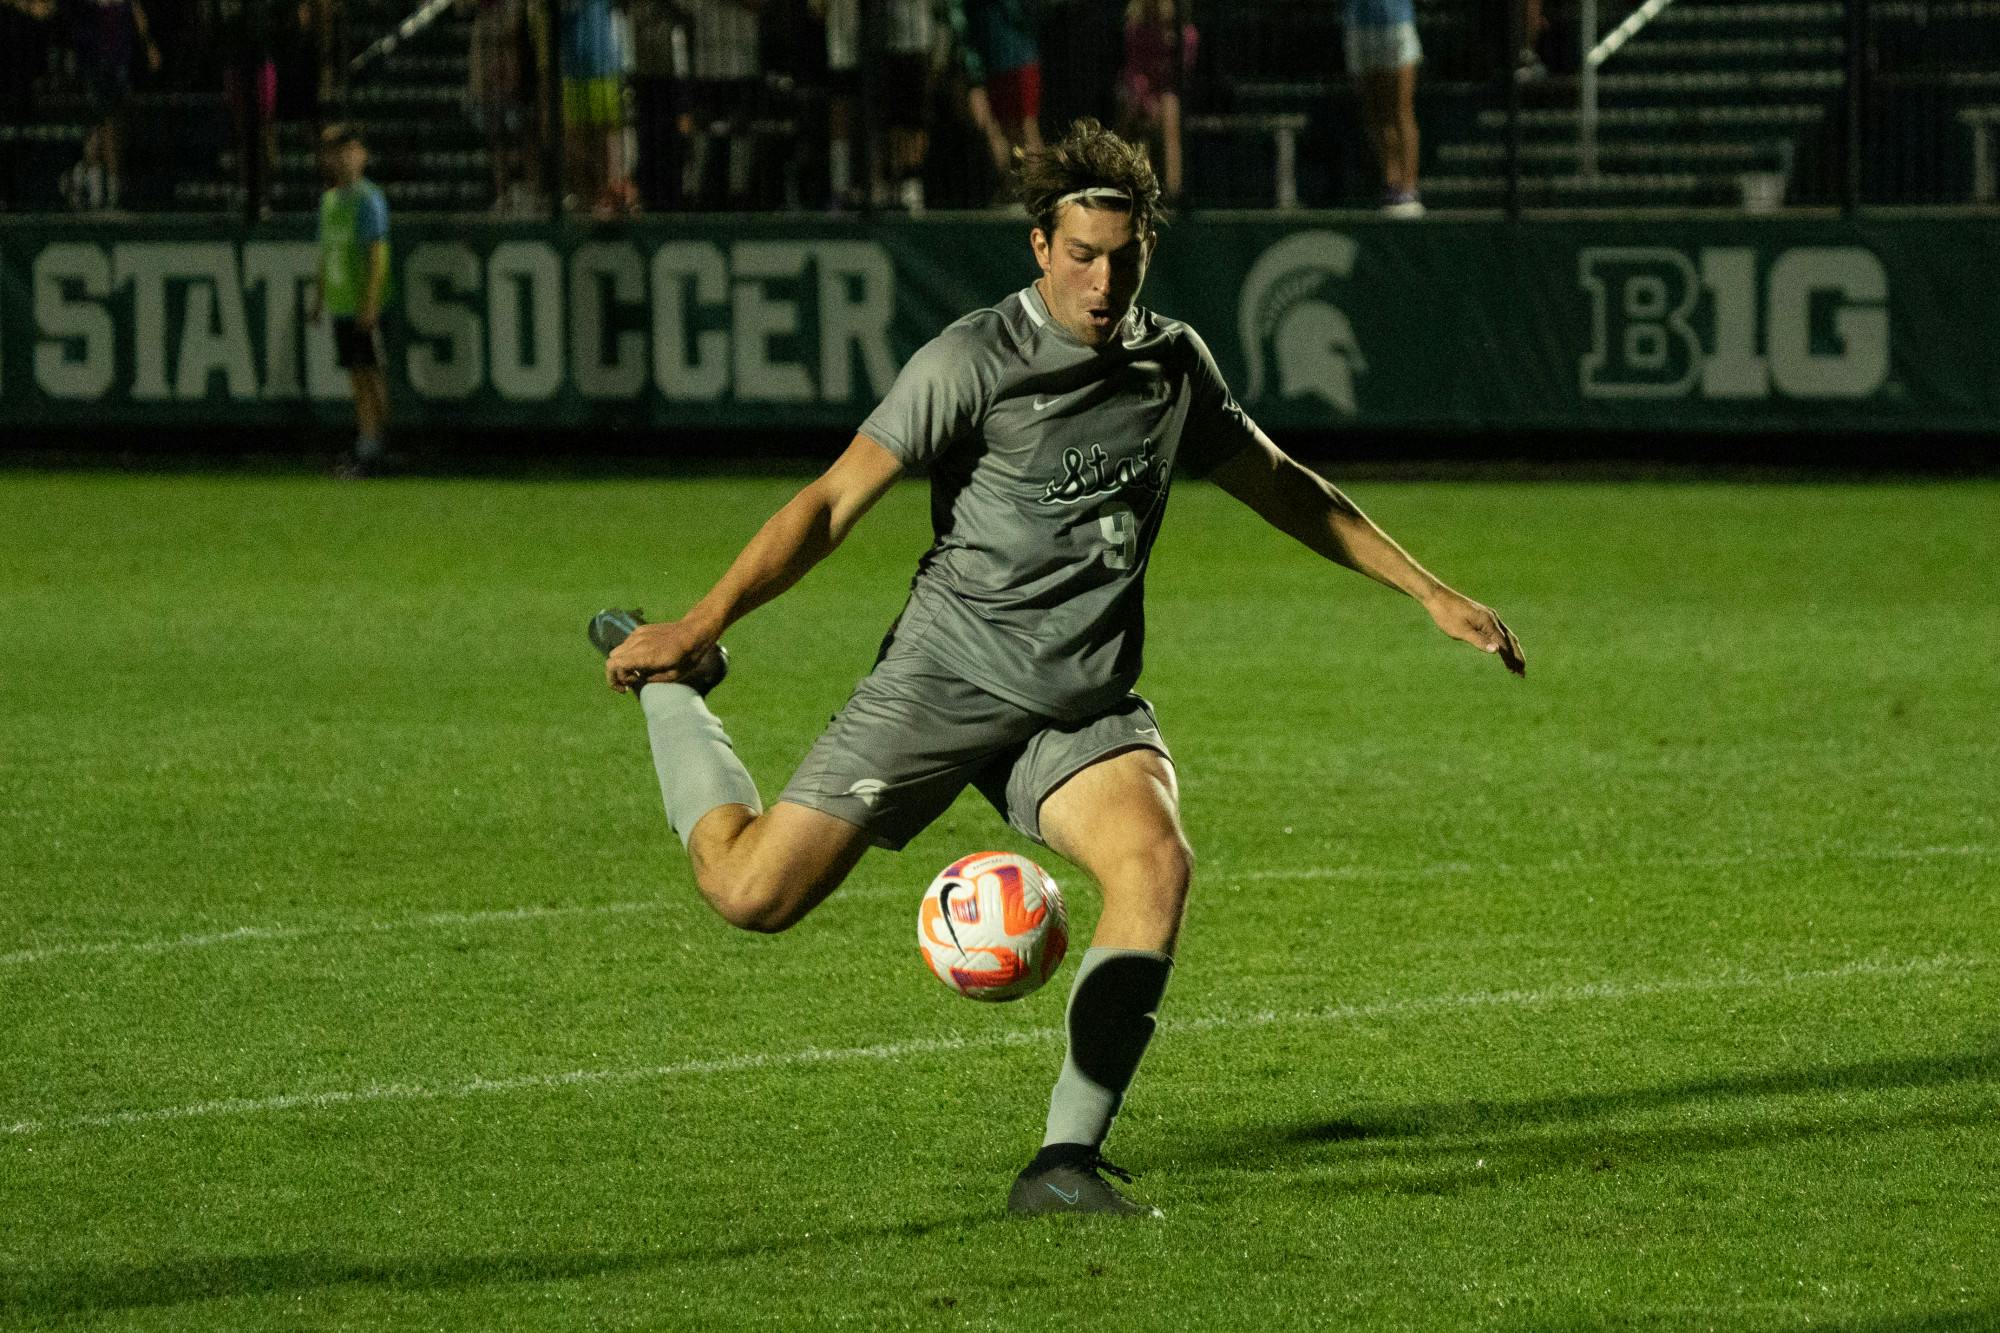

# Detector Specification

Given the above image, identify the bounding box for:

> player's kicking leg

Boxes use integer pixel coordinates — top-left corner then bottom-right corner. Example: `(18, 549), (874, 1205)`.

(1007, 746), (1190, 1218)
(589, 609), (871, 931)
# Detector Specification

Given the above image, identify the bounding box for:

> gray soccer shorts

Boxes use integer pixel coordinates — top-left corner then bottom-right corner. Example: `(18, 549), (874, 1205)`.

(777, 640), (1172, 851)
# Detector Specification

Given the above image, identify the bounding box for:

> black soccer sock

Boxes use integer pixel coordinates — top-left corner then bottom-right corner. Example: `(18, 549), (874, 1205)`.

(1024, 1141), (1099, 1174)
(1040, 946), (1174, 1151)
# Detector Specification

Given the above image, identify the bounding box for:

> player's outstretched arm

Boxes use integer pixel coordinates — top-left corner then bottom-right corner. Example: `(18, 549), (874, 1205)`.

(1209, 437), (1526, 676)
(606, 434), (903, 691)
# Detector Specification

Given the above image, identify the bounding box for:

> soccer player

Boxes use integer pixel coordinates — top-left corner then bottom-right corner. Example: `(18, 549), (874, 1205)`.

(594, 118), (1523, 1217)
(308, 125), (393, 477)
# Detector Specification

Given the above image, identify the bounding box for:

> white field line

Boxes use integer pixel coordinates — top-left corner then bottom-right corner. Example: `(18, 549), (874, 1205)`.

(0, 900), (664, 967)
(1230, 842), (1997, 883)
(4, 843), (1990, 967)
(2, 952), (1981, 1140)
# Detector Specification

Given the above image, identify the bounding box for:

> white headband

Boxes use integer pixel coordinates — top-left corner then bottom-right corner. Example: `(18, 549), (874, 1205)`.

(1052, 187), (1133, 211)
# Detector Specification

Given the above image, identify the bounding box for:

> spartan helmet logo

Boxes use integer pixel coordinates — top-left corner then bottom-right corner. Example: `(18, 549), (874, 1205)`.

(1239, 231), (1366, 415)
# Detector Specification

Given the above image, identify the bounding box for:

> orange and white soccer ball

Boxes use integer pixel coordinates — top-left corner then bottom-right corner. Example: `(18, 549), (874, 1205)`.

(917, 851), (1069, 1002)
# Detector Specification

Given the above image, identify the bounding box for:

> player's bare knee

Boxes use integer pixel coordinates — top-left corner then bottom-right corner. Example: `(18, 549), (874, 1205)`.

(1153, 833), (1195, 892)
(720, 874), (805, 934)
(728, 900), (801, 934)
(1108, 836), (1193, 907)
(695, 864), (799, 934)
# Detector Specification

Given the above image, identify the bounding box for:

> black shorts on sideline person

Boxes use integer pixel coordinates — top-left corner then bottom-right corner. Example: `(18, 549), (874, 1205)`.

(332, 315), (382, 370)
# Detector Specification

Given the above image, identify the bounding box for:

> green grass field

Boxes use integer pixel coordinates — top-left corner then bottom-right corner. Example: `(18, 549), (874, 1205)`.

(2, 470), (1995, 1331)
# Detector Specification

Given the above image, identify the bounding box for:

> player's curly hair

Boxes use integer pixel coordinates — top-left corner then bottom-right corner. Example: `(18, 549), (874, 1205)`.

(1014, 118), (1166, 240)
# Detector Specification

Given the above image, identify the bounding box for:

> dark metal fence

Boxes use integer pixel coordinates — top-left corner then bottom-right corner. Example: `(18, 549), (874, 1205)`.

(1, 0), (1995, 217)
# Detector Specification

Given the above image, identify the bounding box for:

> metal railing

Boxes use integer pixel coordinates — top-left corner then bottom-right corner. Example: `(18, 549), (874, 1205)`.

(1578, 0), (1681, 178)
(347, 0), (457, 79)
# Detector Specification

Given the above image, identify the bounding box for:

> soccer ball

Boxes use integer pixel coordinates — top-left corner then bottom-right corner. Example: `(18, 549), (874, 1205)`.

(917, 851), (1069, 1002)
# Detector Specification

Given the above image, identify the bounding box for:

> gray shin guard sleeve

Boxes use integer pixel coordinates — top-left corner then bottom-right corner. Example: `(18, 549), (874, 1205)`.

(1041, 946), (1174, 1150)
(639, 683), (763, 848)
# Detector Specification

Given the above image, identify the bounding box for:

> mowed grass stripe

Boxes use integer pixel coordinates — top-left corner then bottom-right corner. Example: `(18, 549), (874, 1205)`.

(1232, 841), (1997, 882)
(0, 900), (663, 967)
(5, 952), (1979, 1140)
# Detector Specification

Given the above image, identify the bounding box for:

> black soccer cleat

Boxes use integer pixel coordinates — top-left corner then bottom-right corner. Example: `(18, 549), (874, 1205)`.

(587, 606), (644, 656)
(587, 607), (730, 696)
(1007, 1147), (1162, 1218)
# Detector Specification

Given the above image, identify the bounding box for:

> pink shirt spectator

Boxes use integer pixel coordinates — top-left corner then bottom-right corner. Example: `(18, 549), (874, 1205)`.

(1119, 13), (1195, 124)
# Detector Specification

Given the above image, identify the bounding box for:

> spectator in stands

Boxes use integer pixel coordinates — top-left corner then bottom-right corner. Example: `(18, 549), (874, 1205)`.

(466, 0), (545, 213)
(681, 0), (763, 209)
(218, 0), (278, 215)
(309, 125), (394, 477)
(561, 0), (635, 214)
(1515, 0), (1548, 81)
(964, 0), (1043, 194)
(1344, 0), (1423, 216)
(813, 0), (860, 210)
(757, 0), (826, 208)
(1116, 0), (1192, 200)
(627, 0), (686, 212)
(881, 0), (940, 211)
(272, 0), (327, 125)
(38, 0), (162, 210)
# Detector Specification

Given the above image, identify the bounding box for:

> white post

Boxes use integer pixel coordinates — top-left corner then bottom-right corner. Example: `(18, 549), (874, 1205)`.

(1579, 0), (1599, 179)
(1275, 122), (1299, 209)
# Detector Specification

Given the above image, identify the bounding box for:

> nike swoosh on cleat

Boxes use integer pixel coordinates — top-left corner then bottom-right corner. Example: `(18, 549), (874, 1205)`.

(1046, 1183), (1081, 1205)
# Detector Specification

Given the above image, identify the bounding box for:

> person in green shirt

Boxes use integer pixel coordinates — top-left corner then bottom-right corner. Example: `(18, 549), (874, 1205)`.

(308, 124), (393, 475)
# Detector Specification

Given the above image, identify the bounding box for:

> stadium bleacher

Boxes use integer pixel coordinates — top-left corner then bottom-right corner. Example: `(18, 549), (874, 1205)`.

(1431, 3), (1848, 210)
(184, 0), (490, 214)
(3, 0), (1997, 214)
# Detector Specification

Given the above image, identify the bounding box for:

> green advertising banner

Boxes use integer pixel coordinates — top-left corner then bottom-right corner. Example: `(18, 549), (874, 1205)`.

(3, 215), (1996, 435)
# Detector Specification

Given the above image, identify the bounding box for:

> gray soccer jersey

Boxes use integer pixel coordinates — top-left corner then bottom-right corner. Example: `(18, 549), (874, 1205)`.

(859, 283), (1264, 722)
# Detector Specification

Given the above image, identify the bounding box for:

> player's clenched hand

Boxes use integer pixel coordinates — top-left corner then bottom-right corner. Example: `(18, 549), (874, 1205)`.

(1424, 590), (1526, 676)
(605, 618), (715, 692)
